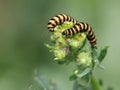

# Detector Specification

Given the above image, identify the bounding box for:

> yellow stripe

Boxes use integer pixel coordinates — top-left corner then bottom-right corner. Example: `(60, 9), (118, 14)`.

(70, 18), (73, 22)
(71, 28), (76, 35)
(72, 19), (76, 24)
(89, 31), (93, 36)
(80, 23), (84, 29)
(76, 25), (80, 32)
(49, 20), (56, 25)
(62, 14), (67, 20)
(84, 23), (87, 30)
(73, 19), (77, 24)
(53, 17), (59, 24)
(87, 26), (91, 32)
(69, 29), (72, 35)
(48, 27), (54, 31)
(91, 34), (95, 39)
(90, 39), (96, 43)
(48, 24), (53, 28)
(58, 15), (64, 22)
(67, 16), (71, 21)
(66, 30), (69, 35)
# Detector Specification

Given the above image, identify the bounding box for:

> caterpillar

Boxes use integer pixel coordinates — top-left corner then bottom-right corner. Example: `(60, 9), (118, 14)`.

(47, 14), (77, 32)
(62, 22), (97, 48)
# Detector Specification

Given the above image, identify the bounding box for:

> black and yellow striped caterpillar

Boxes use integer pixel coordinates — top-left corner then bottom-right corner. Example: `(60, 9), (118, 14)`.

(62, 22), (96, 48)
(48, 14), (77, 32)
(47, 14), (97, 48)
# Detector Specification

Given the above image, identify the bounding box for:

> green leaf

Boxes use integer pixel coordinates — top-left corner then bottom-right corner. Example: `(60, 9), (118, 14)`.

(44, 43), (53, 49)
(77, 68), (91, 78)
(98, 46), (109, 62)
(91, 48), (98, 60)
(69, 74), (77, 81)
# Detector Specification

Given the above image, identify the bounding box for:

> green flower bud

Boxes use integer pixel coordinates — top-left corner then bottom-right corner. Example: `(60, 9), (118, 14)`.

(78, 33), (86, 41)
(54, 49), (66, 60)
(74, 69), (79, 75)
(68, 33), (86, 49)
(57, 37), (66, 46)
(76, 52), (92, 67)
(50, 31), (62, 42)
(69, 39), (81, 49)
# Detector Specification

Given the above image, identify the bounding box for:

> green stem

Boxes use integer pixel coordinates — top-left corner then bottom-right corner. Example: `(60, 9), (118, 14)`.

(91, 76), (102, 90)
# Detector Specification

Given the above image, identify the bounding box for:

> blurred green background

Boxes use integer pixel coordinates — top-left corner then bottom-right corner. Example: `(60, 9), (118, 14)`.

(0, 0), (120, 90)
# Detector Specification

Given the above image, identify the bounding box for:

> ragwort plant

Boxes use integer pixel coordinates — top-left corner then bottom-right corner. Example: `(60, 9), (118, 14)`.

(29, 14), (110, 90)
(45, 14), (109, 90)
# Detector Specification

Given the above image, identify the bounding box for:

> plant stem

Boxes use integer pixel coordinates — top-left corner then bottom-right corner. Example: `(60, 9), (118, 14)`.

(91, 76), (102, 90)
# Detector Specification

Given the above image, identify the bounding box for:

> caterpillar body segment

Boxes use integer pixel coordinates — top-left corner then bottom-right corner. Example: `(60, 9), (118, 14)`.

(48, 14), (78, 31)
(62, 22), (97, 48)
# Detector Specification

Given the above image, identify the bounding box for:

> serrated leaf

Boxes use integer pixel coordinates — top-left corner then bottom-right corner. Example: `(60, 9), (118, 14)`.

(98, 46), (109, 62)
